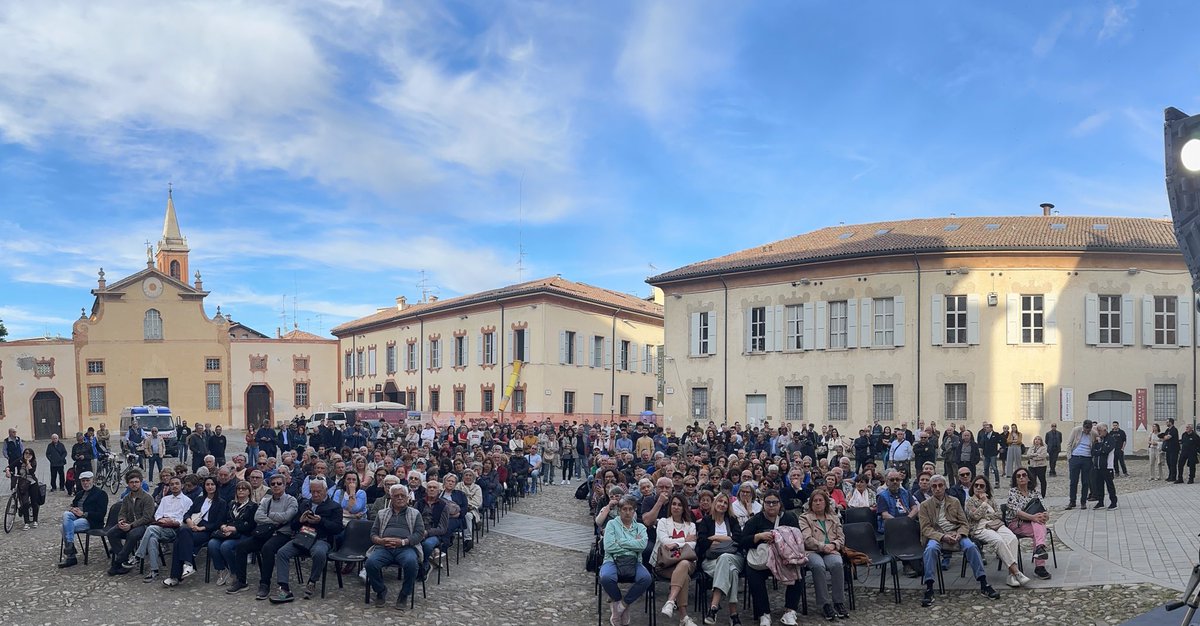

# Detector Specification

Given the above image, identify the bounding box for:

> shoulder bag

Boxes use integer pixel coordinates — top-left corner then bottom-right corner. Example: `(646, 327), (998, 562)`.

(1022, 498), (1046, 516)
(746, 515), (781, 569)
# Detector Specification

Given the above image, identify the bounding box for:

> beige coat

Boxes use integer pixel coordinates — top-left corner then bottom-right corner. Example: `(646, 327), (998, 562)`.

(798, 510), (844, 552)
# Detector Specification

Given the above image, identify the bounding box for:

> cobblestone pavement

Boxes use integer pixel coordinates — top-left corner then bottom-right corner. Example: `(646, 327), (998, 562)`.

(0, 454), (1194, 625)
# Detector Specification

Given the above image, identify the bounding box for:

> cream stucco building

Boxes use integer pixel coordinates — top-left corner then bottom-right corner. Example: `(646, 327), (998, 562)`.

(0, 192), (338, 438)
(648, 213), (1194, 451)
(331, 277), (664, 424)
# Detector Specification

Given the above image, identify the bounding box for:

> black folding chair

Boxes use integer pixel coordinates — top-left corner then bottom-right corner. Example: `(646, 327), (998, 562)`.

(82, 503), (122, 565)
(882, 517), (925, 602)
(843, 522), (896, 604)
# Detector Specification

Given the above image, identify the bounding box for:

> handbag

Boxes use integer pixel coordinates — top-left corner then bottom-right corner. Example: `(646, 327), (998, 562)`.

(252, 523), (278, 540)
(706, 540), (738, 558)
(585, 543), (602, 572)
(1022, 498), (1046, 516)
(746, 514), (781, 569)
(656, 542), (696, 569)
(291, 527), (318, 553)
(840, 546), (870, 566)
(614, 555), (639, 580)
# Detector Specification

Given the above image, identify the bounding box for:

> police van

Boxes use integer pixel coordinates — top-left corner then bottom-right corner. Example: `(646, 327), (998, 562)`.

(120, 406), (180, 457)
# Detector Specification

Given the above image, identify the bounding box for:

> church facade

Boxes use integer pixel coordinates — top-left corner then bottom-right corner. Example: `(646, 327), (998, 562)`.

(0, 192), (338, 439)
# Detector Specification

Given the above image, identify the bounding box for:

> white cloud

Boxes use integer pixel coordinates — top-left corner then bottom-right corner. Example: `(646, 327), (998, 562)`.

(615, 1), (736, 124)
(1032, 13), (1072, 58)
(0, 305), (75, 339)
(1071, 111), (1112, 137)
(1098, 1), (1136, 41)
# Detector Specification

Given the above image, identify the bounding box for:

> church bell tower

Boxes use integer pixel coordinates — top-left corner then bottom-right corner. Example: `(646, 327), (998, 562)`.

(155, 184), (190, 281)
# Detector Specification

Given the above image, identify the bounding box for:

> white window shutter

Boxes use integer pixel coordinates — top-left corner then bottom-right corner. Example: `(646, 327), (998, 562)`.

(1045, 294), (1058, 344)
(1181, 296), (1193, 347)
(707, 312), (719, 356)
(631, 342), (640, 371)
(577, 332), (586, 365)
(860, 298), (872, 348)
(506, 330), (514, 364)
(689, 313), (701, 357)
(772, 305), (784, 352)
(846, 299), (858, 348)
(1121, 295), (1135, 346)
(463, 335), (470, 366)
(604, 338), (613, 368)
(893, 295), (906, 347)
(743, 308), (753, 353)
(1084, 293), (1099, 345)
(802, 303), (815, 351)
(931, 295), (944, 346)
(424, 342), (431, 369)
(590, 336), (598, 365)
(477, 335), (483, 365)
(1142, 296), (1155, 346)
(523, 331), (531, 363)
(815, 301), (828, 350)
(966, 294), (981, 345)
(559, 330), (567, 364)
(763, 307), (775, 352)
(1006, 294), (1020, 345)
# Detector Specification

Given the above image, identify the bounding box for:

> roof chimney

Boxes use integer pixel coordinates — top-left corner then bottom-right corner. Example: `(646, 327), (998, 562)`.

(1040, 203), (1055, 217)
(428, 295), (439, 303)
(396, 296), (407, 311)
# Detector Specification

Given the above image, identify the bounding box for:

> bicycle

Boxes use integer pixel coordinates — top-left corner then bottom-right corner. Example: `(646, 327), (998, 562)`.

(4, 473), (35, 533)
(1166, 533), (1200, 625)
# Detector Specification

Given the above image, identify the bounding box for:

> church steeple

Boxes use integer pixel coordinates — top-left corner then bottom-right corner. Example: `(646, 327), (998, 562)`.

(155, 184), (190, 281)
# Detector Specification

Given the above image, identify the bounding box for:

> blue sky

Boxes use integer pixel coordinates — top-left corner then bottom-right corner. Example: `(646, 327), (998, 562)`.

(0, 0), (1195, 340)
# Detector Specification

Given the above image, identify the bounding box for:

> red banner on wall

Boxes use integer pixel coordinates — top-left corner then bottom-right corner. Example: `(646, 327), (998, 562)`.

(1135, 388), (1148, 432)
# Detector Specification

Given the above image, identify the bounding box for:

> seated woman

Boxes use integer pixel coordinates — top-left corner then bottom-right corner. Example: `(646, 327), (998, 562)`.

(845, 475), (876, 511)
(1007, 468), (1052, 580)
(799, 488), (850, 620)
(163, 476), (227, 586)
(365, 467), (390, 504)
(655, 494), (698, 626)
(731, 482), (761, 527)
(600, 495), (652, 626)
(964, 477), (1030, 588)
(697, 491), (743, 625)
(738, 490), (802, 626)
(692, 489), (713, 522)
(207, 480), (257, 586)
(822, 473), (848, 511)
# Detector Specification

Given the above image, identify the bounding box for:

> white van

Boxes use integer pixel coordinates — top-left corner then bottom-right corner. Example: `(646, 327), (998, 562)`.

(306, 411), (347, 431)
(120, 406), (180, 456)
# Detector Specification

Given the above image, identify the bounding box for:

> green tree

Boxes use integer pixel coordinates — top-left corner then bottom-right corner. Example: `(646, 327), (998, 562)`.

(0, 318), (6, 342)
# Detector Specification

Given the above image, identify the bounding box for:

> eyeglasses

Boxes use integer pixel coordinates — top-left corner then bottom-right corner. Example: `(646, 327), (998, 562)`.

(958, 472), (970, 477)
(270, 482), (284, 487)
(973, 484), (988, 489)
(887, 478), (901, 483)
(258, 462), (268, 465)
(763, 500), (781, 505)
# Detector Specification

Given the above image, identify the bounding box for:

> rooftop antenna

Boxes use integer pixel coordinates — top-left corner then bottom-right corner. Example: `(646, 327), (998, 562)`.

(418, 270), (431, 303)
(517, 172), (526, 281)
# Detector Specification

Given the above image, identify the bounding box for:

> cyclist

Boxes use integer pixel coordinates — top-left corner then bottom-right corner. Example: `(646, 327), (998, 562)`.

(5, 448), (41, 529)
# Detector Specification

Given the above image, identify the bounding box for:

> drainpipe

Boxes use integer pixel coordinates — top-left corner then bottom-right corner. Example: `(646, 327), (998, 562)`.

(499, 302), (505, 424)
(912, 254), (922, 430)
(611, 307), (622, 425)
(417, 316), (424, 412)
(718, 275), (730, 426)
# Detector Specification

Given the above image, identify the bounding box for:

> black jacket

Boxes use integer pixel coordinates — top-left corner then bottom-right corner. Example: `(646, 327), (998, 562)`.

(978, 431), (1002, 457)
(208, 434), (227, 458)
(696, 514), (743, 561)
(72, 486), (109, 527)
(46, 441), (68, 466)
(185, 496), (229, 531)
(290, 496), (345, 544)
(1181, 431), (1200, 455)
(737, 511), (800, 551)
(1163, 426), (1181, 452)
(226, 499), (259, 536)
(1045, 429), (1063, 453)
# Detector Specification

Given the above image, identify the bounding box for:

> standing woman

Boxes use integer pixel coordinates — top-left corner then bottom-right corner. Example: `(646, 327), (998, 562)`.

(207, 479), (257, 586)
(655, 494), (698, 626)
(559, 429), (576, 485)
(799, 488), (850, 620)
(955, 430), (981, 475)
(697, 491), (743, 625)
(1026, 436), (1049, 497)
(940, 426), (959, 478)
(542, 433), (559, 488)
(1148, 423), (1164, 481)
(1005, 425), (1023, 479)
(164, 476), (227, 587)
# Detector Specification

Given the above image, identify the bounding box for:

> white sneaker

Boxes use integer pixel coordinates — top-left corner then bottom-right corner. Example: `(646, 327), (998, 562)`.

(216, 571), (229, 586)
(359, 568), (367, 581)
(662, 600), (676, 618)
(681, 617), (699, 626)
(31, 521), (37, 528)
(781, 610), (798, 626)
(1006, 574), (1021, 588)
(22, 524), (29, 531)
(162, 577), (179, 587)
(759, 615), (772, 626)
(1016, 572), (1032, 586)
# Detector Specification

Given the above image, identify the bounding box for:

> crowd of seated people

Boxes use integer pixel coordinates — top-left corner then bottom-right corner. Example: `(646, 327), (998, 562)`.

(55, 417), (582, 610)
(584, 419), (1058, 626)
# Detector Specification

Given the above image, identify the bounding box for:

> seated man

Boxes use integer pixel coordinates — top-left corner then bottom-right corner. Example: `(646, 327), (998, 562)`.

(525, 445), (543, 494)
(507, 454), (531, 497)
(226, 474), (298, 595)
(414, 480), (449, 578)
(916, 475), (999, 608)
(134, 476), (192, 581)
(57, 471), (109, 568)
(106, 471), (157, 574)
(270, 478), (343, 602)
(365, 484), (426, 609)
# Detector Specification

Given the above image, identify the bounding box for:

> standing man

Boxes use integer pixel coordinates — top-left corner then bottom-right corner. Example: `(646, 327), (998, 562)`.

(208, 425), (228, 466)
(187, 424), (209, 473)
(1091, 424), (1118, 510)
(1178, 423), (1200, 484)
(141, 427), (165, 482)
(888, 430), (914, 483)
(45, 434), (67, 492)
(1065, 420), (1096, 511)
(978, 423), (1001, 487)
(70, 433), (94, 490)
(1110, 422), (1128, 477)
(1162, 418), (1181, 483)
(57, 471), (108, 568)
(256, 421), (278, 460)
(1045, 424), (1063, 477)
(3, 428), (24, 490)
(176, 419), (191, 465)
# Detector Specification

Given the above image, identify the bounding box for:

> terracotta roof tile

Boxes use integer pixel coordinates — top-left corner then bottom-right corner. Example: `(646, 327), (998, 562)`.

(649, 216), (1180, 283)
(332, 276), (661, 335)
(279, 329), (333, 342)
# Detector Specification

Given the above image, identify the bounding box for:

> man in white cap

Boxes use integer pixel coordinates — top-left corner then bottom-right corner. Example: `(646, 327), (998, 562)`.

(58, 470), (109, 568)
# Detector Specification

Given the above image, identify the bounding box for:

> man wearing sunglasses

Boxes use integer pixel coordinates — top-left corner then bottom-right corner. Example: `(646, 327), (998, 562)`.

(917, 475), (999, 607)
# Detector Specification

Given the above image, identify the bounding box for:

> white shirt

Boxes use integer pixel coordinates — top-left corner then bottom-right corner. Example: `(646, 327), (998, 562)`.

(154, 493), (193, 523)
(420, 427), (436, 443)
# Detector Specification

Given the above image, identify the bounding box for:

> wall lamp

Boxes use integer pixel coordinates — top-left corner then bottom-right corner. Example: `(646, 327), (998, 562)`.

(791, 279), (811, 287)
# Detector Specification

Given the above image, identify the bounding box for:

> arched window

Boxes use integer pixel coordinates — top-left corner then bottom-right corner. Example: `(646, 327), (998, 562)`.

(169, 260), (181, 279)
(144, 309), (163, 340)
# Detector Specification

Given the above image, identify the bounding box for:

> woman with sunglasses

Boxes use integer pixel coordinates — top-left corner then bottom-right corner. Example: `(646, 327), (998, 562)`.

(1007, 468), (1052, 580)
(207, 479), (258, 586)
(964, 477), (1029, 588)
(731, 481), (761, 526)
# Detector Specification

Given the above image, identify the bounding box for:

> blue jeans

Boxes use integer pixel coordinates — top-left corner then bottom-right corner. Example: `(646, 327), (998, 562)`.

(421, 536), (441, 569)
(982, 455), (1000, 485)
(247, 446), (258, 462)
(528, 470), (540, 492)
(366, 546), (419, 599)
(208, 536), (246, 572)
(276, 538), (330, 585)
(922, 538), (984, 583)
(599, 560), (652, 604)
(1068, 455), (1092, 505)
(61, 511), (90, 543)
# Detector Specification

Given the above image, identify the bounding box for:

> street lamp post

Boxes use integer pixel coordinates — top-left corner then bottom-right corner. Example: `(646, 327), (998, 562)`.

(1163, 107), (1200, 427)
